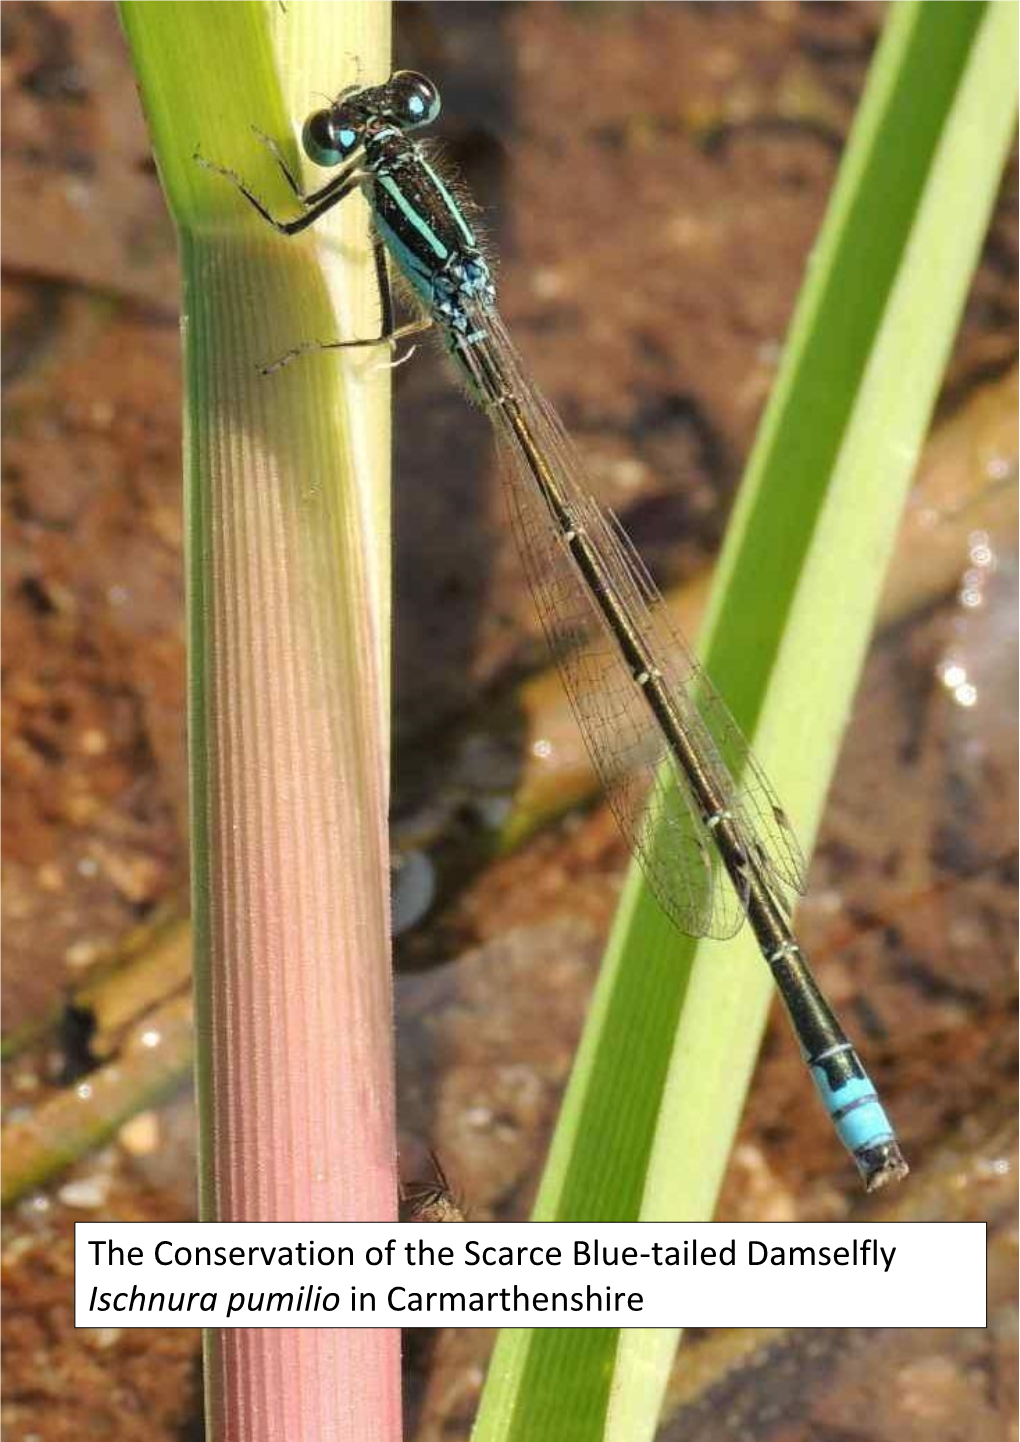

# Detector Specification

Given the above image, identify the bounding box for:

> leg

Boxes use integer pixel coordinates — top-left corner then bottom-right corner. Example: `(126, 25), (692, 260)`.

(260, 318), (433, 375)
(249, 125), (306, 202)
(247, 126), (368, 210)
(260, 237), (424, 374)
(373, 233), (395, 339)
(194, 149), (364, 235)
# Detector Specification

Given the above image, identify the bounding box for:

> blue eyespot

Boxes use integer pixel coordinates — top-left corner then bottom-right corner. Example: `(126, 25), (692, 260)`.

(338, 128), (357, 149)
(408, 95), (425, 117)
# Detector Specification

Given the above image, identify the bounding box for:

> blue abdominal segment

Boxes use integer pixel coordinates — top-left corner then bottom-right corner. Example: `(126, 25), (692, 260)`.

(810, 1055), (895, 1157)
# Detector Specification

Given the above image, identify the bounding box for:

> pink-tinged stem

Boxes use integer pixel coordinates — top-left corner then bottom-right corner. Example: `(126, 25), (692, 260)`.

(185, 230), (399, 1441)
(117, 0), (398, 1431)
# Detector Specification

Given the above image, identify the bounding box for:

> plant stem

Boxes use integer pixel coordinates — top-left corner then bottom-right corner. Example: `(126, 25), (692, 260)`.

(118, 4), (399, 1438)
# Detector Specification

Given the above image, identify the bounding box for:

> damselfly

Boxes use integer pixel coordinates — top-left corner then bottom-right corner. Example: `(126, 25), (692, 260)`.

(198, 71), (908, 1191)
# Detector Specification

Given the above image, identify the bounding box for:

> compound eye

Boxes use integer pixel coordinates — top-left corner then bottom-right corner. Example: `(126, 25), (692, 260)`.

(302, 109), (360, 167)
(390, 70), (440, 128)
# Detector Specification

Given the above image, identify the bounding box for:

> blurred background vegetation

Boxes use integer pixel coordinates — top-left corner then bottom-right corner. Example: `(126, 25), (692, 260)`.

(2, 3), (1016, 1439)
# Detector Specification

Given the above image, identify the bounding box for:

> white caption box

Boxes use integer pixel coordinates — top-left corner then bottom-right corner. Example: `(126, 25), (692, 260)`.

(75, 1221), (986, 1329)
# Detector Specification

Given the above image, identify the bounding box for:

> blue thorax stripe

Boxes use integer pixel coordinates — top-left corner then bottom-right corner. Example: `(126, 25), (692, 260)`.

(377, 173), (448, 261)
(420, 160), (476, 247)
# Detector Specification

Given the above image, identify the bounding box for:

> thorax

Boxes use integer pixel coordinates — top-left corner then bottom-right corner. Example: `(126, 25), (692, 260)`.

(363, 128), (496, 326)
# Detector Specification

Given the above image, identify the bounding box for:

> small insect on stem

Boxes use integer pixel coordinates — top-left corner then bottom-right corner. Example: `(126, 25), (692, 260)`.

(400, 1150), (466, 1223)
(197, 70), (908, 1193)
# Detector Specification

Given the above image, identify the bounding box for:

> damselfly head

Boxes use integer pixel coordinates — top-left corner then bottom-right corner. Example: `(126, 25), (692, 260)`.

(302, 71), (441, 168)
